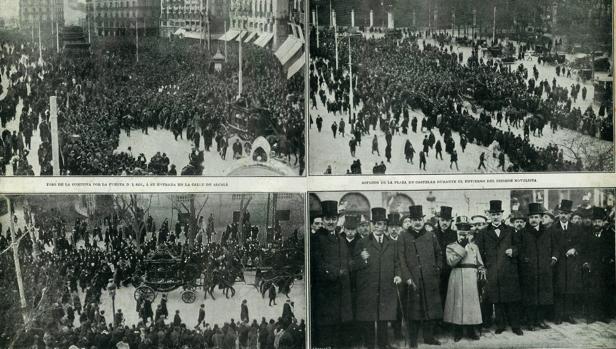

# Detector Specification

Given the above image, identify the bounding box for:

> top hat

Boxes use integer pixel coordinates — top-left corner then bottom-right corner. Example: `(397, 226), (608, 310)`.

(438, 206), (453, 220)
(527, 203), (545, 216)
(488, 200), (504, 213)
(372, 208), (387, 222)
(344, 215), (360, 229)
(558, 199), (573, 213)
(388, 213), (401, 226)
(408, 205), (425, 219)
(592, 207), (606, 220)
(321, 201), (339, 217)
(456, 216), (472, 231)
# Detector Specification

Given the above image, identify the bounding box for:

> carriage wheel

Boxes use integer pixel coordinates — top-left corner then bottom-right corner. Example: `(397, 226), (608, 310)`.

(134, 285), (156, 302)
(181, 290), (196, 304)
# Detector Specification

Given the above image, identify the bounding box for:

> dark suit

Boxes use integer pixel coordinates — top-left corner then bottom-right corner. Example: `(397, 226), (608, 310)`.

(551, 221), (583, 321)
(519, 225), (555, 326)
(398, 228), (443, 347)
(436, 227), (458, 308)
(311, 228), (353, 348)
(476, 223), (522, 330)
(352, 233), (400, 348)
(582, 226), (615, 321)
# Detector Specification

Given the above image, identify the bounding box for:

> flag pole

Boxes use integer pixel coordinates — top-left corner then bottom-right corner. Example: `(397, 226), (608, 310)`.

(6, 196), (28, 324)
(136, 19), (139, 62)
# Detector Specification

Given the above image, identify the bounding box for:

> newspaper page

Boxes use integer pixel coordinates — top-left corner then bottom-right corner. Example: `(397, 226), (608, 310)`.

(0, 0), (615, 349)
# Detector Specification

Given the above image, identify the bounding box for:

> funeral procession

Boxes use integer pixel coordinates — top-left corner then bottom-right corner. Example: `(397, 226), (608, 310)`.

(0, 193), (306, 348)
(0, 0), (306, 176)
(309, 0), (613, 175)
(310, 189), (616, 348)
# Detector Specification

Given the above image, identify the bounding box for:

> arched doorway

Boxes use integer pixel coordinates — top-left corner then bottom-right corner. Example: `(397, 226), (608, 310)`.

(340, 192), (371, 220)
(309, 193), (322, 222)
(385, 192), (414, 216)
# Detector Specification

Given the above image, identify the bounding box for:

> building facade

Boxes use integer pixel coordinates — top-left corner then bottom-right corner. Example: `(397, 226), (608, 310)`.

(19, 0), (64, 30)
(86, 0), (160, 36)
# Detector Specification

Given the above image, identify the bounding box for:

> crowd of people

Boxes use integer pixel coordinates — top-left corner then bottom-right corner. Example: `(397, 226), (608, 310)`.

(0, 30), (304, 176)
(310, 28), (613, 174)
(0, 206), (305, 349)
(311, 195), (615, 348)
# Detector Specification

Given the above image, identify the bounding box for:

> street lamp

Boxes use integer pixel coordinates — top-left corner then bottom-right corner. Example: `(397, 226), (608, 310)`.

(107, 279), (117, 326)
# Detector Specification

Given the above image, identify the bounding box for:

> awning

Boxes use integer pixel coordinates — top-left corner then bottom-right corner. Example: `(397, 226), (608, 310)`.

(286, 53), (305, 79)
(280, 40), (303, 65)
(274, 36), (296, 62)
(219, 29), (240, 41)
(244, 31), (257, 43)
(235, 31), (247, 42)
(254, 32), (274, 47)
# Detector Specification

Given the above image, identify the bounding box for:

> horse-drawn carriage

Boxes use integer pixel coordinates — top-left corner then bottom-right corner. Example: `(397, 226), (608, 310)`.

(228, 100), (277, 141)
(255, 243), (304, 297)
(133, 248), (202, 304)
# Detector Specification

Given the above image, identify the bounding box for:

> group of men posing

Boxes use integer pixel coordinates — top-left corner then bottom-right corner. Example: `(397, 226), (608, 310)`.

(311, 198), (615, 348)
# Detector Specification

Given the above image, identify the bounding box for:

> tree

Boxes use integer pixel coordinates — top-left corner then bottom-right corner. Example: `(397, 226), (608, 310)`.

(113, 194), (153, 249)
(170, 194), (209, 248)
(237, 194), (253, 242)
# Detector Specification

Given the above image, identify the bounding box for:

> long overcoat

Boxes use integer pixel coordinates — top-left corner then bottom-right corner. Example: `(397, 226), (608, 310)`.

(398, 228), (443, 320)
(352, 234), (400, 321)
(551, 223), (583, 295)
(443, 242), (484, 325)
(519, 225), (555, 305)
(475, 224), (522, 303)
(310, 228), (353, 326)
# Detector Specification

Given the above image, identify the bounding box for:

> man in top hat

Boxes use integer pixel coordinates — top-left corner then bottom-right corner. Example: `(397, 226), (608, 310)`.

(582, 207), (615, 323)
(436, 206), (458, 312)
(353, 207), (401, 349)
(443, 216), (485, 342)
(387, 212), (402, 241)
(398, 205), (443, 347)
(519, 203), (557, 331)
(342, 214), (362, 339)
(311, 200), (353, 348)
(387, 211), (403, 341)
(342, 215), (362, 252)
(475, 200), (523, 335)
(551, 199), (583, 324)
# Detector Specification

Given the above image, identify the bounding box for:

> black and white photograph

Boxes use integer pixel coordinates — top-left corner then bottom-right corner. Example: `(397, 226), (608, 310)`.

(0, 192), (306, 348)
(310, 188), (616, 348)
(309, 0), (613, 175)
(0, 0), (306, 176)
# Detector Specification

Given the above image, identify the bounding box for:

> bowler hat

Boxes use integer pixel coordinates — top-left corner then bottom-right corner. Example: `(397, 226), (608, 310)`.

(372, 208), (387, 222)
(438, 206), (453, 220)
(558, 199), (573, 213)
(387, 213), (401, 226)
(527, 203), (545, 216)
(408, 205), (425, 219)
(543, 210), (555, 219)
(592, 207), (606, 220)
(488, 200), (504, 213)
(344, 215), (360, 229)
(321, 201), (339, 217)
(511, 211), (526, 222)
(455, 216), (472, 231)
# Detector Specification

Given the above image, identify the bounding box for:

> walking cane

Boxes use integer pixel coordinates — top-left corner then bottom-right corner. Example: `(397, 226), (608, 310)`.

(396, 285), (409, 348)
(374, 321), (378, 349)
